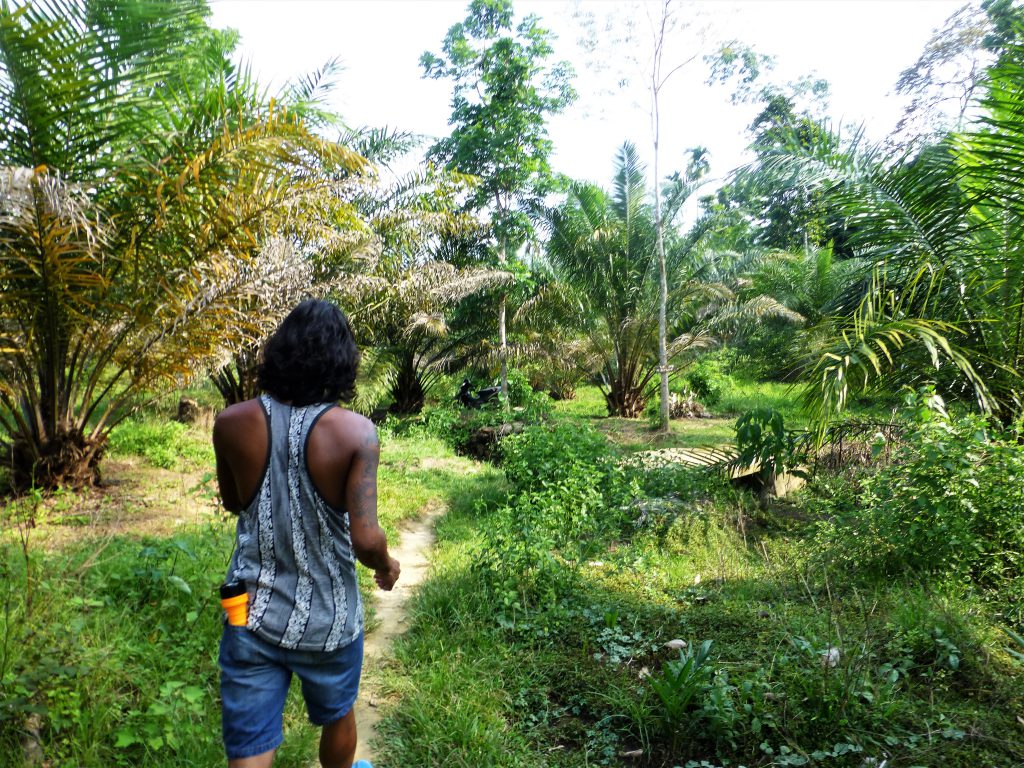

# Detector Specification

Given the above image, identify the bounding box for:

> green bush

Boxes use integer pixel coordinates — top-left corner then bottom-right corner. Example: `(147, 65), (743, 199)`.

(413, 369), (553, 459)
(500, 422), (612, 493)
(107, 419), (212, 470)
(732, 321), (798, 381)
(504, 367), (552, 412)
(881, 589), (977, 683)
(623, 457), (729, 503)
(475, 423), (638, 614)
(734, 407), (806, 478)
(684, 349), (738, 407)
(815, 413), (1024, 614)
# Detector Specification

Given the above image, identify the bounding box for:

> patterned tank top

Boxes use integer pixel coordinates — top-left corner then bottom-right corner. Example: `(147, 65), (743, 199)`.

(225, 395), (363, 651)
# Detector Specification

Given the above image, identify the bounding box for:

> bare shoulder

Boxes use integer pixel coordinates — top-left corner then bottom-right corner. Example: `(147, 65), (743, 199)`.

(213, 399), (266, 446)
(317, 406), (377, 450)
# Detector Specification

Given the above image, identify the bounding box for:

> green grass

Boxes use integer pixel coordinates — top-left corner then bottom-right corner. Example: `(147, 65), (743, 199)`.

(715, 379), (809, 426)
(551, 384), (741, 451)
(107, 418), (214, 470)
(4, 387), (1022, 768)
(377, 513), (1023, 766)
(0, 424), (475, 767)
(550, 385), (608, 420)
(550, 379), (892, 455)
(368, 406), (1024, 768)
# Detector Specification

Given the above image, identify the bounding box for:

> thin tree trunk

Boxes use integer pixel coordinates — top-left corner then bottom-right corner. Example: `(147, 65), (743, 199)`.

(654, 117), (670, 432)
(499, 240), (509, 400)
(653, 2), (670, 433)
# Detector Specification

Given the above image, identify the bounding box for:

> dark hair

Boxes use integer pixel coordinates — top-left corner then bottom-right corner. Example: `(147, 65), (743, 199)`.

(257, 299), (358, 406)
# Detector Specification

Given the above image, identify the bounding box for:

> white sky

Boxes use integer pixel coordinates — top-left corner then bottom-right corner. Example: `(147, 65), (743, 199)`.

(209, 0), (964, 189)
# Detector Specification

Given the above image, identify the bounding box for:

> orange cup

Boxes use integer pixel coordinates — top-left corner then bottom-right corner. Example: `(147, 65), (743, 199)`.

(220, 582), (248, 627)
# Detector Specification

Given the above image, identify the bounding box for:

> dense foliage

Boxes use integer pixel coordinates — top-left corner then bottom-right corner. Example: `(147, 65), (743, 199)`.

(534, 143), (798, 417)
(0, 0), (367, 489)
(758, 35), (1024, 425)
(423, 0), (576, 396)
(815, 408), (1024, 620)
(375, 391), (1023, 768)
(3, 1), (1024, 766)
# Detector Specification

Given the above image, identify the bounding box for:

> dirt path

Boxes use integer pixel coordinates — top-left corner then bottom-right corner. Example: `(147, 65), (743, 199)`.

(352, 502), (444, 765)
(5, 448), (447, 766)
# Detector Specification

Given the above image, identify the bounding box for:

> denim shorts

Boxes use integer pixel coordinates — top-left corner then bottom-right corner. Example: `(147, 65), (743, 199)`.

(218, 625), (364, 760)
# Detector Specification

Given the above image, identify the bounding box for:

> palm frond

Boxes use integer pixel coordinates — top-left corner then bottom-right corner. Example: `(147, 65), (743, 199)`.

(351, 346), (398, 415)
(801, 285), (993, 425)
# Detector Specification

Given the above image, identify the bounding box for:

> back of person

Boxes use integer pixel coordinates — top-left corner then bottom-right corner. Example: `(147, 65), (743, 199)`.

(226, 395), (363, 652)
(213, 299), (398, 768)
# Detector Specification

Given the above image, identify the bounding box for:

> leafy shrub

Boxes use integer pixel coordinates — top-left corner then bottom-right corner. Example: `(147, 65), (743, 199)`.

(732, 321), (798, 381)
(107, 419), (212, 469)
(504, 367), (552, 412)
(475, 423), (638, 614)
(649, 640), (715, 745)
(500, 422), (613, 493)
(883, 597), (968, 680)
(648, 640), (750, 753)
(415, 370), (553, 459)
(815, 413), (1024, 613)
(501, 423), (636, 546)
(734, 407), (806, 478)
(473, 503), (566, 613)
(684, 349), (738, 407)
(621, 453), (731, 501)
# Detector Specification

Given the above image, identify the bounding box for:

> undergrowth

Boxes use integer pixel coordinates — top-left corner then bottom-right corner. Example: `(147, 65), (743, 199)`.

(0, 428), (460, 767)
(2, 384), (1022, 767)
(375, 414), (1024, 767)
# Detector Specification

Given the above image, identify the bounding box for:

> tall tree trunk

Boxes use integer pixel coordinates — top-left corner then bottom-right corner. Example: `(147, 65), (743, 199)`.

(390, 357), (426, 415)
(654, 99), (670, 433)
(651, 0), (674, 434)
(499, 240), (509, 400)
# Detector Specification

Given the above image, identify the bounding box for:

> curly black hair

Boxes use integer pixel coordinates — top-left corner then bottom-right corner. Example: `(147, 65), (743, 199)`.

(257, 299), (358, 406)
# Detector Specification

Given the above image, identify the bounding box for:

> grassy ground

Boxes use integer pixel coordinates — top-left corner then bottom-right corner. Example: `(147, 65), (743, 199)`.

(0, 404), (470, 767)
(552, 386), (735, 451)
(370, 475), (1024, 767)
(368, 387), (1024, 767)
(550, 382), (815, 452)
(2, 381), (1021, 767)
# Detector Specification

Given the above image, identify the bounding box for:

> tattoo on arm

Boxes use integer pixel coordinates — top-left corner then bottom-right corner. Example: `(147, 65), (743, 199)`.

(349, 429), (379, 527)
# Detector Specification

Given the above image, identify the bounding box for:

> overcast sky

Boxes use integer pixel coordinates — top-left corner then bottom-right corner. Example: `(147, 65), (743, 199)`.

(209, 0), (964, 188)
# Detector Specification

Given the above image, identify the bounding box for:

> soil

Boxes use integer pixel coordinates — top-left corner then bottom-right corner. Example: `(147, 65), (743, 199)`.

(352, 501), (444, 764)
(2, 459), (220, 551)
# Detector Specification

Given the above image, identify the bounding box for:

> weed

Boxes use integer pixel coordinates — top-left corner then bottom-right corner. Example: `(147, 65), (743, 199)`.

(648, 639), (715, 752)
(108, 419), (213, 470)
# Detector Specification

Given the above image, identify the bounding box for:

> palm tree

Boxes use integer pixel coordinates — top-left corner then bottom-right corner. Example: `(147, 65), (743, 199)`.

(534, 143), (797, 417)
(208, 74), (383, 408)
(739, 245), (865, 379)
(341, 261), (510, 414)
(0, 1), (367, 489)
(335, 160), (509, 415)
(753, 39), (1024, 425)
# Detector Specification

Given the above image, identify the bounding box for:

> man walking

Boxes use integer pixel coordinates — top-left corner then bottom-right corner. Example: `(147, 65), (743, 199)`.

(213, 299), (399, 768)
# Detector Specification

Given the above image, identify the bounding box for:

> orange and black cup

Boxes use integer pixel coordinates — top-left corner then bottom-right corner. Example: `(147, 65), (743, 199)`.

(220, 581), (248, 627)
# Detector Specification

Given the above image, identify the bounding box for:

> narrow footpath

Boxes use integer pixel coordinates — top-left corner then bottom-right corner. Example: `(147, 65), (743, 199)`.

(352, 503), (444, 765)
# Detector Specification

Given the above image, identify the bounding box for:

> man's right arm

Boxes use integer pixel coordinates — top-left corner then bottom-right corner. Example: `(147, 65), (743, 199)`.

(345, 422), (400, 590)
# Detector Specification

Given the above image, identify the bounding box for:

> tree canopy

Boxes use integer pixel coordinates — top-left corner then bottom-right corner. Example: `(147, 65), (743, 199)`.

(0, 0), (368, 488)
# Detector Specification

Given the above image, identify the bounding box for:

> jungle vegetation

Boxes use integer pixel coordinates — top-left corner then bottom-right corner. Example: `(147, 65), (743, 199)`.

(1, 1), (1022, 767)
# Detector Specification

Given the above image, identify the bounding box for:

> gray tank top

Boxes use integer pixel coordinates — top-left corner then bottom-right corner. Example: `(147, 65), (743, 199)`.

(226, 395), (363, 651)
